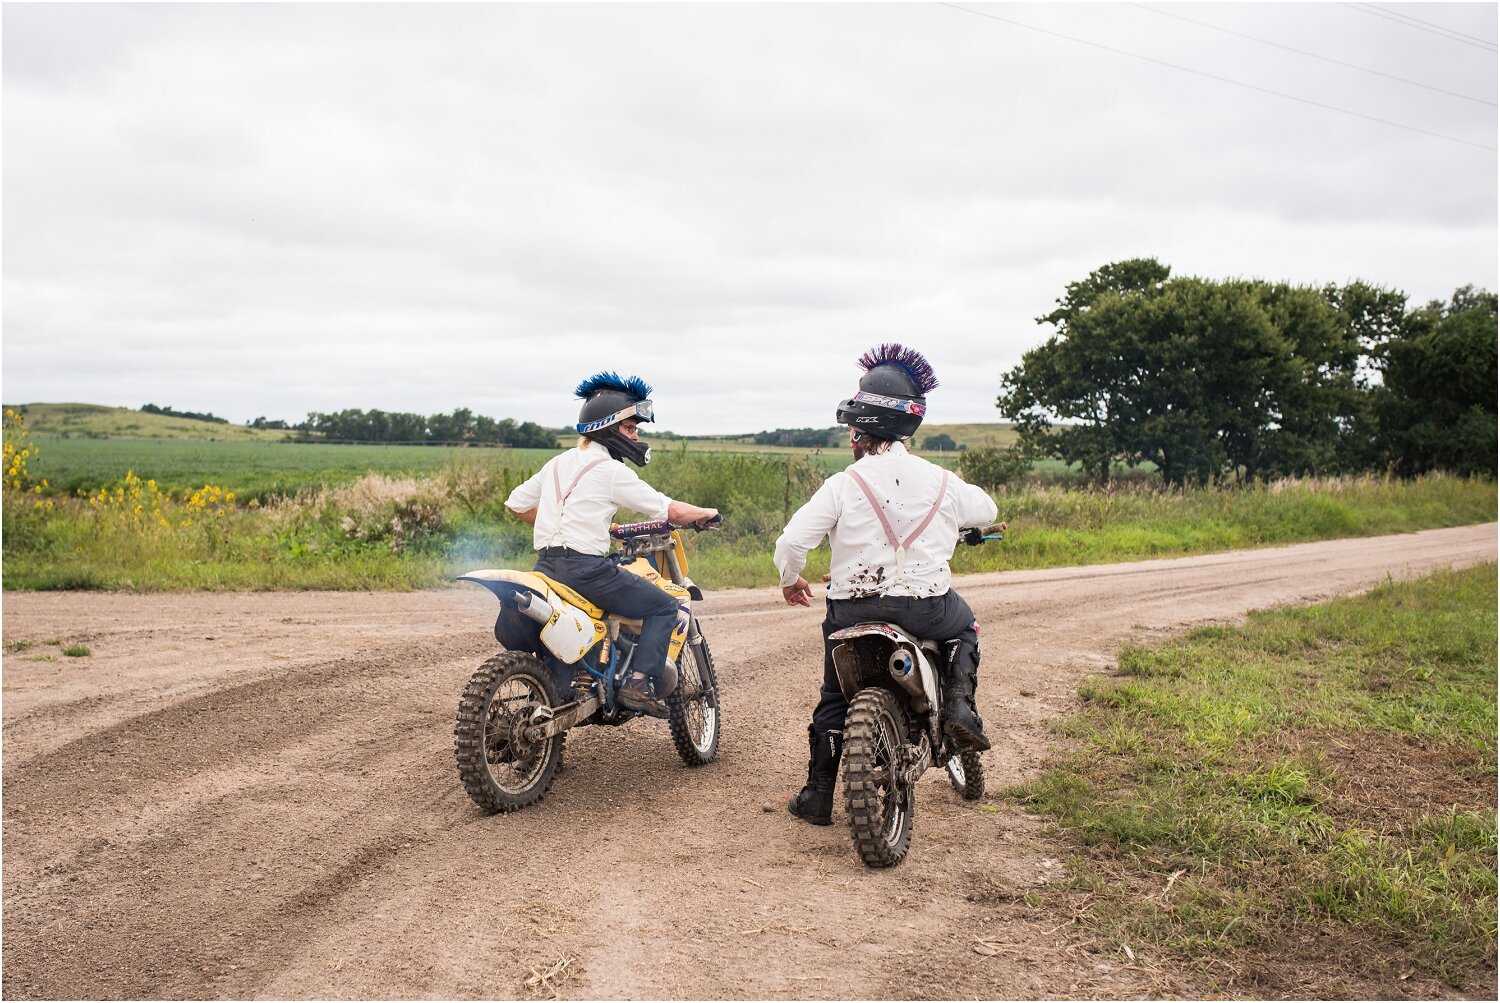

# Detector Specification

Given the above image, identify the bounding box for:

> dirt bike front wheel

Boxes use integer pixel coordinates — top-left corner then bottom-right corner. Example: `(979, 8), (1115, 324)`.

(945, 750), (985, 801)
(667, 633), (720, 767)
(843, 687), (915, 868)
(454, 652), (565, 813)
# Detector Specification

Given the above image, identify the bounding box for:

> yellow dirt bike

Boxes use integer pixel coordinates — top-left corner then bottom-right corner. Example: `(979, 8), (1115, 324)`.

(453, 517), (722, 813)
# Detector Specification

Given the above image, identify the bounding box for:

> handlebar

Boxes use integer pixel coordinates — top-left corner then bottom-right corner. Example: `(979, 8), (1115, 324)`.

(610, 514), (723, 540)
(961, 522), (1007, 546)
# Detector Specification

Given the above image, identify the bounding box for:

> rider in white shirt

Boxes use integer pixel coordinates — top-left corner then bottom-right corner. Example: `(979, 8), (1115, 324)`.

(774, 344), (998, 826)
(506, 372), (717, 715)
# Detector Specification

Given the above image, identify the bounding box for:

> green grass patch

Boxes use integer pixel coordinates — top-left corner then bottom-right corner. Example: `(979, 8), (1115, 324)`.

(1011, 564), (1498, 994)
(61, 644), (91, 657)
(2, 427), (1495, 592)
(26, 436), (565, 500)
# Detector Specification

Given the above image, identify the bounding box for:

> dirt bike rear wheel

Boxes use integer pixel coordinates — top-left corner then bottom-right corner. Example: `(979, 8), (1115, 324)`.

(667, 634), (720, 766)
(843, 687), (914, 868)
(945, 750), (985, 801)
(454, 652), (565, 813)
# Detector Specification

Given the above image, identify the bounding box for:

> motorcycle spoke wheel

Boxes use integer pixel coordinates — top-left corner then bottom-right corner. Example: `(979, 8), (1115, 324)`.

(843, 688), (914, 868)
(454, 652), (565, 813)
(667, 634), (720, 767)
(945, 749), (986, 801)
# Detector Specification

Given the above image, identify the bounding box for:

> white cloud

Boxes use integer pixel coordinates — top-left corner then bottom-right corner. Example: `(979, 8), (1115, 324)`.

(3, 2), (1495, 434)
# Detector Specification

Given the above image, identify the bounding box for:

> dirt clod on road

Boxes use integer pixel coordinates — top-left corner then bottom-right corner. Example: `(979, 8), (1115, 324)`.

(3, 524), (1494, 1000)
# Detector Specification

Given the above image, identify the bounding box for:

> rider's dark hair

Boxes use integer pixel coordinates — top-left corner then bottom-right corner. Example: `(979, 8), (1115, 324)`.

(853, 431), (894, 455)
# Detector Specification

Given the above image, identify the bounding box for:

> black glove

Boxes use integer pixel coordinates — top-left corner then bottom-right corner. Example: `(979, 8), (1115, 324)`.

(961, 527), (984, 547)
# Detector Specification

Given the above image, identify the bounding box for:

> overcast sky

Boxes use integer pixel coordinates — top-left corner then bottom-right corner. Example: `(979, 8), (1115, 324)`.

(3, 2), (1495, 435)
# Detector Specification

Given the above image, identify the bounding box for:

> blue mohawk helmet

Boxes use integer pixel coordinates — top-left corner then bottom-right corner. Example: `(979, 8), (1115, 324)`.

(575, 370), (655, 466)
(574, 371), (653, 402)
(835, 342), (937, 441)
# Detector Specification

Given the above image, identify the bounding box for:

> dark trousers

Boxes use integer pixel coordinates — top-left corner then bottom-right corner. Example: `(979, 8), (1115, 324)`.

(534, 548), (680, 681)
(809, 590), (979, 734)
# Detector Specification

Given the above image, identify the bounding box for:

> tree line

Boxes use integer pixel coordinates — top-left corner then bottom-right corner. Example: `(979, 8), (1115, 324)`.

(991, 259), (1496, 486)
(141, 403), (229, 425)
(250, 408), (561, 447)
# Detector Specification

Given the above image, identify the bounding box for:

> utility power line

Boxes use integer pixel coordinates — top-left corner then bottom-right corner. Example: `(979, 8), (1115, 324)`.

(938, 3), (1496, 152)
(1344, 3), (1498, 52)
(1131, 3), (1495, 107)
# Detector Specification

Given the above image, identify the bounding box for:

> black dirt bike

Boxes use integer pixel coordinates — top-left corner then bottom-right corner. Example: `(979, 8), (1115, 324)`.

(829, 522), (1005, 867)
(453, 518), (722, 813)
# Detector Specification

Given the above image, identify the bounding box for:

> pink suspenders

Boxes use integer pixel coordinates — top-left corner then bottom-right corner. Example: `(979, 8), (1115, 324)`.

(547, 458), (609, 546)
(552, 457), (609, 506)
(843, 468), (949, 585)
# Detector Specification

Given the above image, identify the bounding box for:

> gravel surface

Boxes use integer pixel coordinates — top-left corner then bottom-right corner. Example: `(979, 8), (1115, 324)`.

(3, 523), (1494, 1000)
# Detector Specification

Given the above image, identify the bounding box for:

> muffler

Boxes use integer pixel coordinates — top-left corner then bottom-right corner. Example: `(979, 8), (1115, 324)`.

(886, 647), (930, 708)
(513, 591), (554, 625)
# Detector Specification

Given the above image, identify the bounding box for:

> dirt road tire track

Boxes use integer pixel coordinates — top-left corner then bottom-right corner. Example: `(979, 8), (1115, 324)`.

(3, 524), (1495, 999)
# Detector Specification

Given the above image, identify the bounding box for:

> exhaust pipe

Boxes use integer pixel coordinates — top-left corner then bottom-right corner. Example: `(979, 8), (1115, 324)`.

(514, 591), (554, 625)
(887, 647), (929, 706)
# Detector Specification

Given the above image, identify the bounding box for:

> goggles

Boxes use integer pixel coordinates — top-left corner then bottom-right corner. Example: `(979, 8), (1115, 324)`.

(851, 390), (926, 416)
(577, 399), (654, 434)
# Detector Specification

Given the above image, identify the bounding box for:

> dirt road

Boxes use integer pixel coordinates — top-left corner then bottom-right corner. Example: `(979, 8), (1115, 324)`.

(3, 523), (1494, 1000)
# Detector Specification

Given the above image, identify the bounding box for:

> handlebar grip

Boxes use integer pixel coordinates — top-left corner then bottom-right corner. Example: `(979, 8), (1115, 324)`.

(610, 519), (672, 540)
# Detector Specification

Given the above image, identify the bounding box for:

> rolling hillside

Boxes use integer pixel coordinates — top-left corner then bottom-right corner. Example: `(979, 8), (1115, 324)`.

(8, 402), (1017, 452)
(3, 403), (286, 441)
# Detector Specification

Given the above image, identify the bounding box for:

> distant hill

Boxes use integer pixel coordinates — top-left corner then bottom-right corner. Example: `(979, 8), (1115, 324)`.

(5, 403), (1018, 453)
(655, 422), (1017, 453)
(914, 423), (1019, 450)
(3, 403), (287, 442)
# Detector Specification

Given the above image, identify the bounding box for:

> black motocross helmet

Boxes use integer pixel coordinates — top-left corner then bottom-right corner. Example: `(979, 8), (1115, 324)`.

(834, 343), (938, 441)
(575, 371), (654, 466)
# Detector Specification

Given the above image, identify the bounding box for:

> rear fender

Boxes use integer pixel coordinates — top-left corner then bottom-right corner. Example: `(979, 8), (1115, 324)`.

(456, 570), (597, 666)
(456, 569), (551, 604)
(827, 624), (939, 713)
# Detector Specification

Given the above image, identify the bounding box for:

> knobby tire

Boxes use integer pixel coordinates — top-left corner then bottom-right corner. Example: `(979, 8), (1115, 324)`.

(946, 749), (985, 801)
(667, 633), (721, 767)
(843, 687), (914, 868)
(454, 652), (565, 814)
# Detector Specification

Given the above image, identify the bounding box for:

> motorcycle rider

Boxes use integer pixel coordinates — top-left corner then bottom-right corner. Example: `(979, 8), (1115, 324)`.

(774, 344), (999, 826)
(506, 372), (718, 716)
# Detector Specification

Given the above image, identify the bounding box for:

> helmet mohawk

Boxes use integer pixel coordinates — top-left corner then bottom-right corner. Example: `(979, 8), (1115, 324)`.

(574, 371), (652, 401)
(857, 343), (938, 395)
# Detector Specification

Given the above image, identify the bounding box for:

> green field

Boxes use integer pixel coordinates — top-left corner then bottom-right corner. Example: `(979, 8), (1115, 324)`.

(3, 408), (1495, 592)
(26, 437), (567, 500)
(1011, 563), (1497, 994)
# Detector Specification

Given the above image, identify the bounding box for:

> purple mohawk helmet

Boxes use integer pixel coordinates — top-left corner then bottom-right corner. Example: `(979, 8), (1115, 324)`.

(857, 343), (939, 395)
(835, 342), (937, 441)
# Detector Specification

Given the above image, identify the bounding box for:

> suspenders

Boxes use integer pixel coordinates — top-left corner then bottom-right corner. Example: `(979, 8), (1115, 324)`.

(548, 458), (609, 547)
(843, 468), (949, 587)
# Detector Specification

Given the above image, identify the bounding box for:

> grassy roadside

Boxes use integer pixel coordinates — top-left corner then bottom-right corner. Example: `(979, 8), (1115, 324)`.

(1, 462), (1494, 591)
(1006, 563), (1497, 997)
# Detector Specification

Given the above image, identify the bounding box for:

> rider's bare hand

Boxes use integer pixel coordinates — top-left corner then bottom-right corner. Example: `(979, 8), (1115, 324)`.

(782, 577), (813, 607)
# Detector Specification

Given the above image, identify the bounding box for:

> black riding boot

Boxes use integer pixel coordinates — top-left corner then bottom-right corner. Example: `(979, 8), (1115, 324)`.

(941, 640), (992, 752)
(787, 726), (843, 826)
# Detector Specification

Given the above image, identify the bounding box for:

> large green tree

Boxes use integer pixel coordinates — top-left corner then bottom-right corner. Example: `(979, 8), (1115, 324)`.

(999, 260), (1383, 485)
(1376, 285), (1498, 477)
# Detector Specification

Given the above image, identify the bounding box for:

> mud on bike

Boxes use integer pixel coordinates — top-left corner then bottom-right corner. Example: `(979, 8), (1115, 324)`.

(829, 522), (1005, 867)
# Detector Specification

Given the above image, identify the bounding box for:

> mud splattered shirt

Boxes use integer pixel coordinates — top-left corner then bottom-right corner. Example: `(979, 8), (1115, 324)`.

(772, 441), (998, 599)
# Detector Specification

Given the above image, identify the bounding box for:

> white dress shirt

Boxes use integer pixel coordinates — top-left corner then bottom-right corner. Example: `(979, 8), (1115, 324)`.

(506, 440), (671, 555)
(773, 441), (998, 599)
